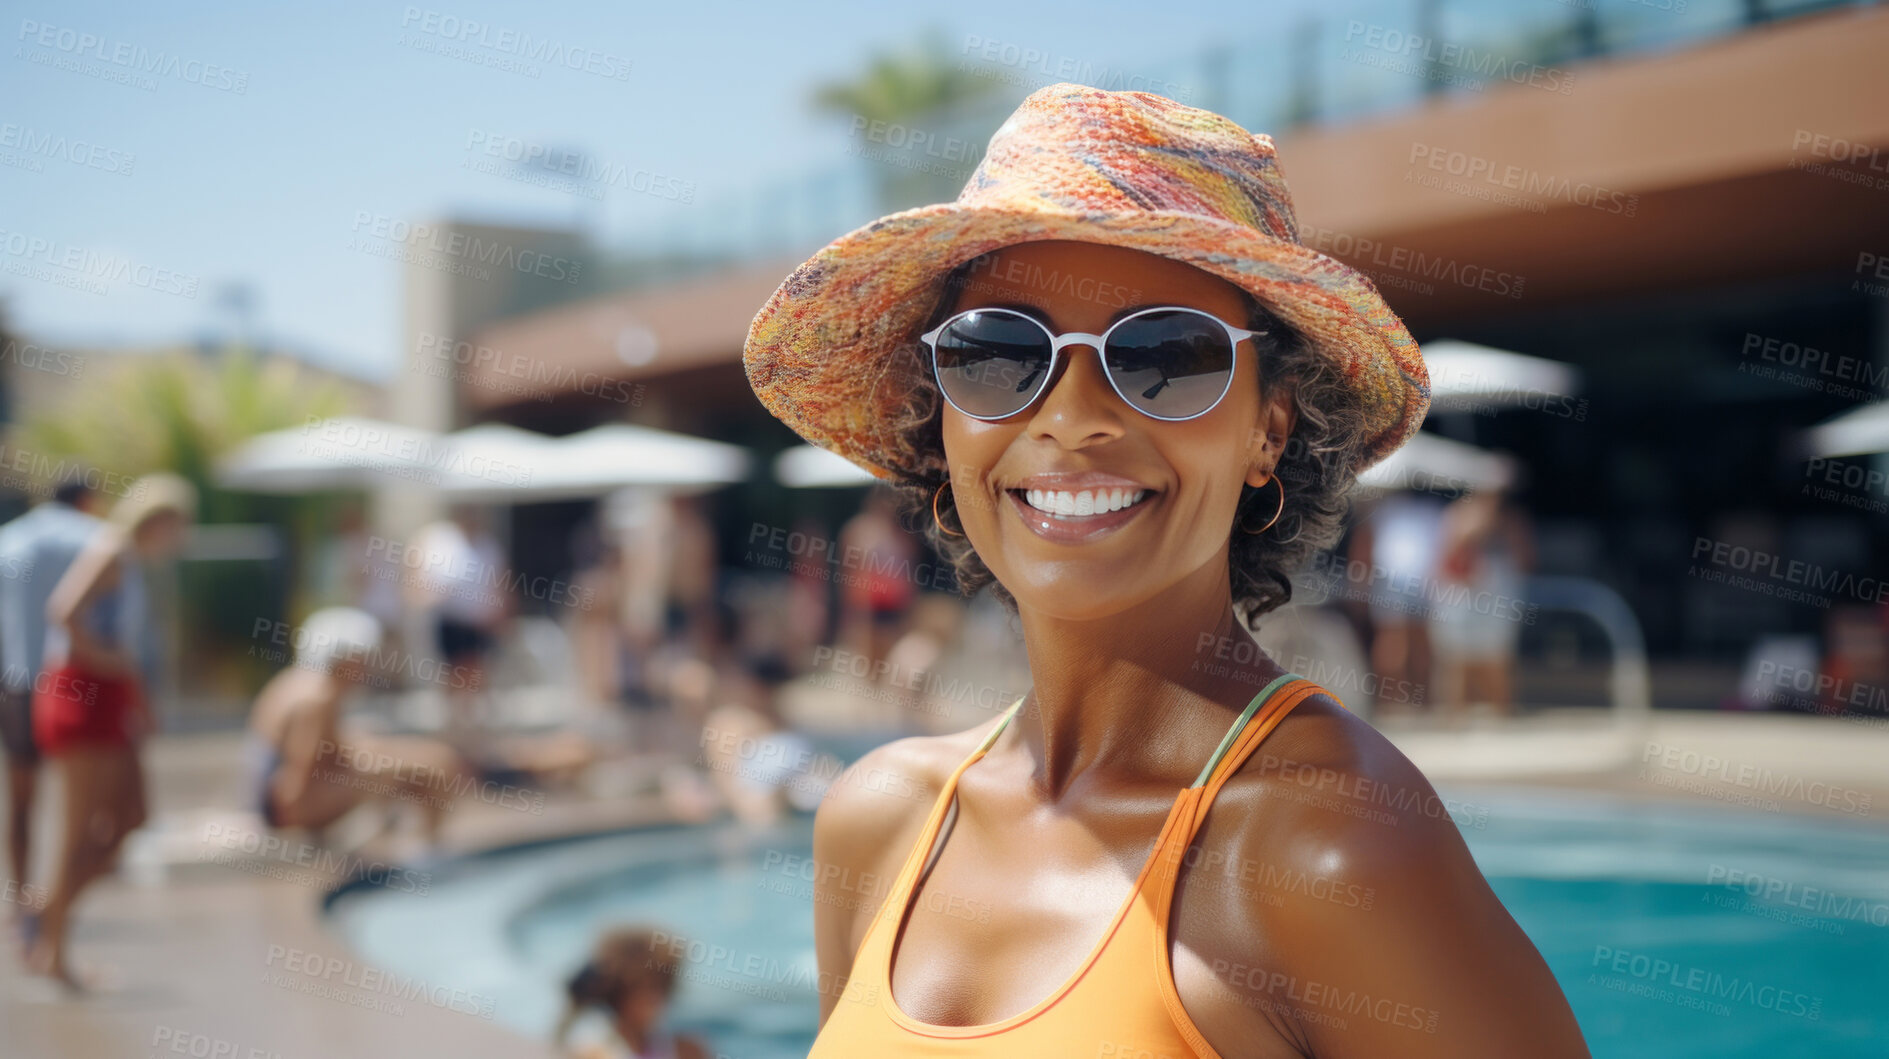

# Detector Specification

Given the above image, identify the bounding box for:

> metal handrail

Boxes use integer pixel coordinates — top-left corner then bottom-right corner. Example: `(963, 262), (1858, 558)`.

(1519, 574), (1652, 726)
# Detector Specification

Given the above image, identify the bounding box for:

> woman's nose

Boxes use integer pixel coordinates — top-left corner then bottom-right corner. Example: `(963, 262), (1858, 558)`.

(1029, 340), (1127, 435)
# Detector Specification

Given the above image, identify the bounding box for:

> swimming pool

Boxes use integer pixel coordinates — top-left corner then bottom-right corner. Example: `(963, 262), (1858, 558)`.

(326, 786), (1889, 1058)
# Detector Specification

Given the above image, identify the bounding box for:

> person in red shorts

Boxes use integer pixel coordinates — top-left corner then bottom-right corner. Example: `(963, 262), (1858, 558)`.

(25, 472), (195, 989)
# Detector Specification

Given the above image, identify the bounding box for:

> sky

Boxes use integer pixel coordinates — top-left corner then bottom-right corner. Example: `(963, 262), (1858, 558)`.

(1, 0), (1316, 380)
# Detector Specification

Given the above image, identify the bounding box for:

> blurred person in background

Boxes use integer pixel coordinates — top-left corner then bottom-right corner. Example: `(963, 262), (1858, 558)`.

(316, 499), (406, 651)
(1348, 490), (1446, 716)
(0, 477), (101, 947)
(572, 537), (628, 708)
(613, 491), (715, 712)
(410, 504), (512, 736)
(837, 488), (918, 681)
(784, 513), (834, 675)
(1815, 604), (1889, 721)
(879, 592), (968, 730)
(554, 924), (710, 1059)
(1428, 486), (1535, 720)
(665, 494), (720, 659)
(612, 489), (669, 706)
(26, 472), (194, 989)
(699, 656), (833, 828)
(245, 606), (470, 850)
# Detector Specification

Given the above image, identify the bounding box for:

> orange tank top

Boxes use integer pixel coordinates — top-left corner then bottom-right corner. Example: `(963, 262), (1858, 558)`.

(808, 672), (1332, 1058)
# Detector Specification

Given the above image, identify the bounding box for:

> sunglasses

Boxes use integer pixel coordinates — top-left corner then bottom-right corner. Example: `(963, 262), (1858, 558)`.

(920, 305), (1264, 422)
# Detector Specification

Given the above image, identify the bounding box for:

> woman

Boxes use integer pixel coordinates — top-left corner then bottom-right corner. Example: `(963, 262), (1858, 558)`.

(744, 85), (1588, 1056)
(25, 472), (195, 988)
(1429, 485), (1536, 720)
(554, 925), (710, 1059)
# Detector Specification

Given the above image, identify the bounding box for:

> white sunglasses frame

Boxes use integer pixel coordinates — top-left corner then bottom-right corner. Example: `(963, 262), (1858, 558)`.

(919, 304), (1265, 423)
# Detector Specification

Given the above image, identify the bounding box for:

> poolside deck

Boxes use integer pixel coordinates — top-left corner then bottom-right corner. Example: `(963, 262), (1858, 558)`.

(5, 698), (1886, 1058)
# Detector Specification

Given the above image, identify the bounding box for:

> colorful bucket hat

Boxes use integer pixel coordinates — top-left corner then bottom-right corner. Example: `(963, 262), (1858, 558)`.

(743, 82), (1429, 481)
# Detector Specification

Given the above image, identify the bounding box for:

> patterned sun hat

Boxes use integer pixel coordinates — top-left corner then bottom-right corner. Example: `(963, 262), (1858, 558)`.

(743, 82), (1429, 481)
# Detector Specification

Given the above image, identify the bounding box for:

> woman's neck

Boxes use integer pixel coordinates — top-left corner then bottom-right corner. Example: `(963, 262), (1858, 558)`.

(1008, 560), (1286, 801)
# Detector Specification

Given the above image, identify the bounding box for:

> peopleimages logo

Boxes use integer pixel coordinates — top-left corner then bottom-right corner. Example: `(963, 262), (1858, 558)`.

(463, 129), (694, 203)
(0, 337), (84, 377)
(1589, 945), (1822, 1021)
(396, 7), (632, 80)
(1298, 223), (1526, 301)
(0, 121), (135, 175)
(1689, 537), (1889, 608)
(1640, 742), (1872, 816)
(1407, 143), (1638, 217)
(16, 18), (251, 93)
(0, 227), (201, 297)
(150, 1025), (286, 1059)
(416, 332), (641, 404)
(200, 822), (432, 895)
(263, 944), (496, 1019)
(958, 34), (1192, 101)
(1706, 864), (1889, 929)
(1342, 20), (1574, 95)
(348, 213), (584, 285)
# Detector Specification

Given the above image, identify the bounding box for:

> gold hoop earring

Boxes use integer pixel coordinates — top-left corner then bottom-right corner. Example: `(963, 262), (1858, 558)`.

(1238, 477), (1285, 535)
(932, 481), (965, 538)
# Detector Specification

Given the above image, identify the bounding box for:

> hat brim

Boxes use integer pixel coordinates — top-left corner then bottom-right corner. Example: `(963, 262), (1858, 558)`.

(743, 202), (1429, 482)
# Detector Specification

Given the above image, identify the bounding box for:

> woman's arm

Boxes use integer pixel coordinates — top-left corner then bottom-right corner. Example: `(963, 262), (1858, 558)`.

(809, 748), (883, 1026)
(43, 527), (131, 677)
(807, 737), (945, 1028)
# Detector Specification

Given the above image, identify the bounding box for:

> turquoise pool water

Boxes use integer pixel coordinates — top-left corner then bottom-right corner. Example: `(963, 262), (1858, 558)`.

(327, 786), (1889, 1058)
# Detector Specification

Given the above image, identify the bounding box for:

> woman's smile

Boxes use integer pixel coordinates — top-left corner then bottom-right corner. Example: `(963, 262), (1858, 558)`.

(1004, 483), (1148, 539)
(1001, 471), (1161, 544)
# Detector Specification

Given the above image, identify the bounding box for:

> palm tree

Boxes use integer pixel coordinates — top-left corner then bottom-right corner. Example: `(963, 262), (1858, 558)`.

(17, 345), (350, 515)
(812, 28), (1011, 211)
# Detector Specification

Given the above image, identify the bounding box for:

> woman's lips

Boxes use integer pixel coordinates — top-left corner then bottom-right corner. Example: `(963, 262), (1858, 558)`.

(1004, 487), (1155, 543)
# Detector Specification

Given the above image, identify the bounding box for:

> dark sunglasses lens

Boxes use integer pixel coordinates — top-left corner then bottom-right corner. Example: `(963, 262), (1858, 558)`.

(932, 311), (1052, 418)
(1104, 311), (1236, 418)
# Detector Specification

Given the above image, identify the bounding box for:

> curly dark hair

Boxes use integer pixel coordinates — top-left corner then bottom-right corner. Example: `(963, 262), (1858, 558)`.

(878, 251), (1371, 632)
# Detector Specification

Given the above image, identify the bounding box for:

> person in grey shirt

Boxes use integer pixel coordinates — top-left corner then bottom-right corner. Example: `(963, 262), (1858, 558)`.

(0, 478), (102, 940)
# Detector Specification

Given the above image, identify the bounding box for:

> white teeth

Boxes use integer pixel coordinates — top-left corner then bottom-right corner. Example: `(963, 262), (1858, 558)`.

(1022, 487), (1149, 516)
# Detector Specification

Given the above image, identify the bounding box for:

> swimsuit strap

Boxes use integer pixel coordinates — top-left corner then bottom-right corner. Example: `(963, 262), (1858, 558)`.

(978, 693), (1027, 751)
(1189, 672), (1303, 788)
(895, 694), (1028, 890)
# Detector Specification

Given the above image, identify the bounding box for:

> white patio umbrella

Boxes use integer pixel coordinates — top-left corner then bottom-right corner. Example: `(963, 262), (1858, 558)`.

(774, 444), (879, 488)
(430, 422), (566, 497)
(1799, 401), (1889, 459)
(1423, 340), (1581, 412)
(1357, 431), (1517, 494)
(441, 422), (750, 502)
(217, 416), (447, 493)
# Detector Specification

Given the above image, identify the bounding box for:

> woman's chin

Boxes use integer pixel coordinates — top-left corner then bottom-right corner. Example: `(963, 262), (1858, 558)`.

(1004, 577), (1150, 623)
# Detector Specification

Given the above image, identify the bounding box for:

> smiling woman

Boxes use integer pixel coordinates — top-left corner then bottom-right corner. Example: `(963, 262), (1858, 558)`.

(742, 83), (1589, 1058)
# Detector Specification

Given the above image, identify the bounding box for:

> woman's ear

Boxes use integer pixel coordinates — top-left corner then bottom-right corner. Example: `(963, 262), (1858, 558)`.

(1244, 384), (1297, 489)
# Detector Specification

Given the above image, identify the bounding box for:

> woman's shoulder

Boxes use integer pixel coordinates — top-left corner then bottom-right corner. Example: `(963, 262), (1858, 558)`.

(811, 712), (1004, 859)
(1225, 685), (1468, 858)
(1184, 682), (1483, 942)
(809, 712), (1010, 965)
(1203, 682), (1510, 959)
(1191, 688), (1589, 1055)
